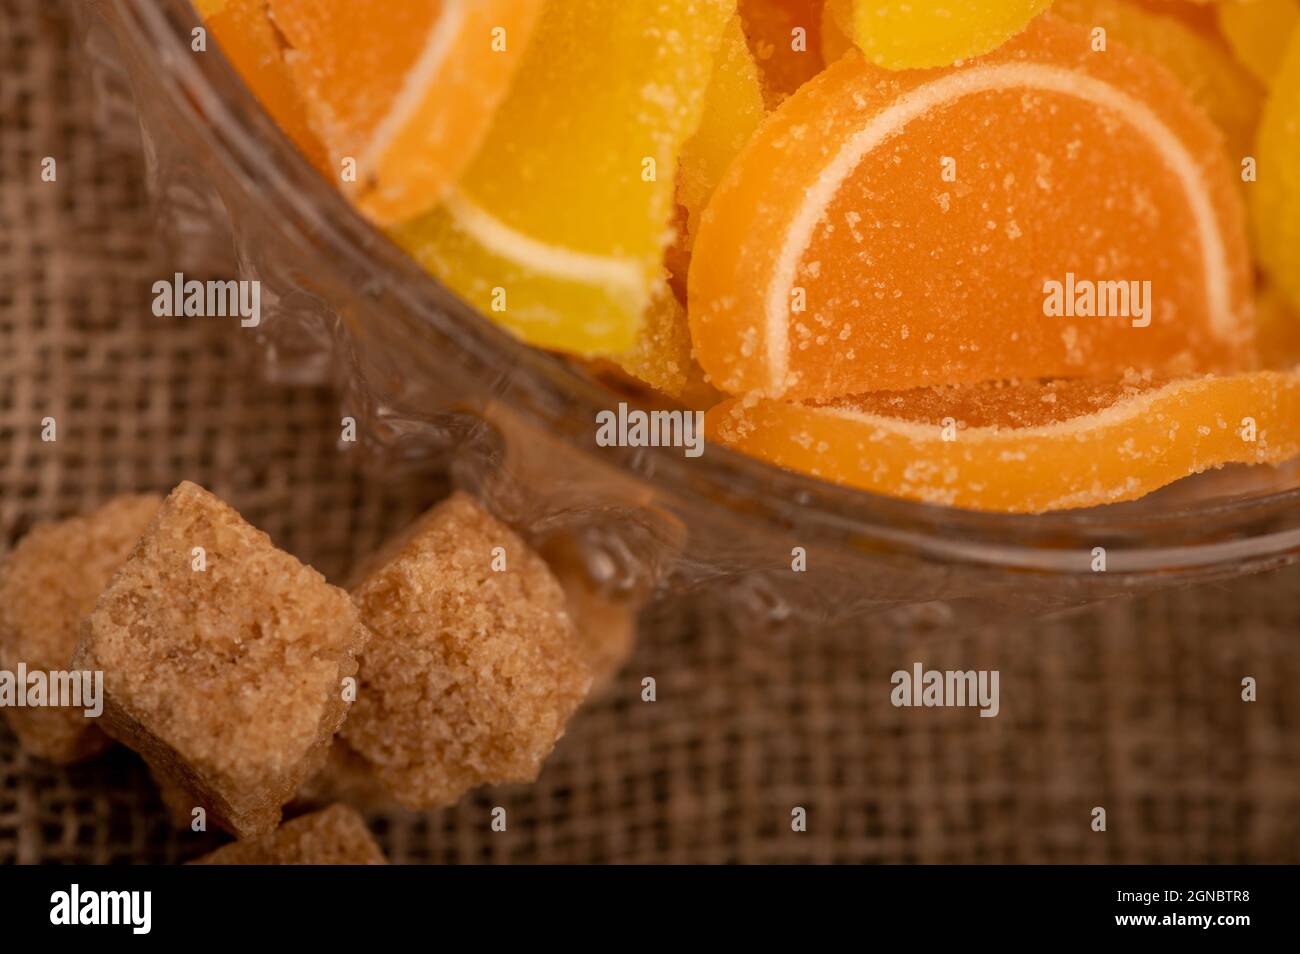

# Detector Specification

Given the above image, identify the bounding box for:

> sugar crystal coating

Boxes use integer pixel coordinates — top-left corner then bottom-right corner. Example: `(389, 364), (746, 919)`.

(189, 804), (387, 865)
(0, 494), (160, 763)
(343, 492), (591, 810)
(72, 481), (369, 837)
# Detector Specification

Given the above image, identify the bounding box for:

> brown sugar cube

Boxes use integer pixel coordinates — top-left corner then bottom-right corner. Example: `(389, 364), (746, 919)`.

(71, 481), (369, 838)
(293, 741), (398, 813)
(342, 492), (592, 810)
(162, 741), (395, 825)
(189, 804), (387, 865)
(539, 536), (643, 692)
(0, 494), (161, 763)
(150, 767), (201, 829)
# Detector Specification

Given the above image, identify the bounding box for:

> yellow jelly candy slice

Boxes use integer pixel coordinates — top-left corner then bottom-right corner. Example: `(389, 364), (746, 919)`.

(615, 293), (716, 404)
(1255, 282), (1300, 369)
(269, 0), (543, 226)
(846, 0), (1053, 70)
(394, 0), (735, 356)
(1218, 0), (1300, 85)
(1054, 0), (1264, 166)
(625, 17), (761, 398)
(1253, 27), (1300, 314)
(678, 15), (766, 248)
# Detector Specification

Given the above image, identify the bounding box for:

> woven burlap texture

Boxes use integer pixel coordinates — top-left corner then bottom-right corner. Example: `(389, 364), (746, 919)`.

(2, 0), (1299, 864)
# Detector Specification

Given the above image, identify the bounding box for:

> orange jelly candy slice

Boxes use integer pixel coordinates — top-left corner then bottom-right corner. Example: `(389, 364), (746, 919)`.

(269, 0), (543, 225)
(689, 16), (1255, 401)
(738, 0), (826, 106)
(201, 0), (329, 174)
(707, 370), (1300, 512)
(1053, 0), (1264, 166)
(393, 0), (734, 357)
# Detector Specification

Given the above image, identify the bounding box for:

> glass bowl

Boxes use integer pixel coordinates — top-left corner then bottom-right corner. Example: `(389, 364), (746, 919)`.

(77, 0), (1300, 631)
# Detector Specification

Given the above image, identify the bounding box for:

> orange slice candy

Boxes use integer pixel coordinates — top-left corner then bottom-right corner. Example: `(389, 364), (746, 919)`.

(707, 370), (1300, 512)
(1053, 0), (1264, 166)
(269, 0), (543, 225)
(689, 16), (1255, 401)
(201, 0), (329, 174)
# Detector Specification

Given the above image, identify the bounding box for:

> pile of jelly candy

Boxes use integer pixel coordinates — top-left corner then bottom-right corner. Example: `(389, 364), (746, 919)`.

(204, 0), (1300, 513)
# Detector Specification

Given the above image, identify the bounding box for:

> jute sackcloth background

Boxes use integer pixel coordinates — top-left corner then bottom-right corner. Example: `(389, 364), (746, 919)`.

(2, 0), (1299, 864)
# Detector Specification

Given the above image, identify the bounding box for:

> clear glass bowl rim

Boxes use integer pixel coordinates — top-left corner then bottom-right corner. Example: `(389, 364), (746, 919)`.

(107, 0), (1300, 578)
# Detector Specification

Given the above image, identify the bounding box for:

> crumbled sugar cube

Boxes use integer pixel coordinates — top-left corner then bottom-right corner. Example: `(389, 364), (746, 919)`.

(342, 492), (592, 809)
(72, 481), (369, 837)
(160, 739), (395, 825)
(294, 741), (397, 813)
(0, 494), (161, 763)
(189, 804), (387, 865)
(150, 767), (200, 829)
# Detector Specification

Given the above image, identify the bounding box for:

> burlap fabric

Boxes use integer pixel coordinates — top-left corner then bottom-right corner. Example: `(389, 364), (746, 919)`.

(2, 0), (1299, 864)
